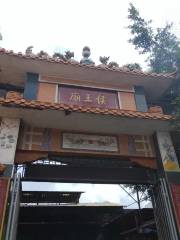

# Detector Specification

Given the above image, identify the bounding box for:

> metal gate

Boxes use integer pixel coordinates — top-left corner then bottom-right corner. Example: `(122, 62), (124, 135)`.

(5, 173), (21, 240)
(152, 178), (179, 240)
(7, 163), (180, 240)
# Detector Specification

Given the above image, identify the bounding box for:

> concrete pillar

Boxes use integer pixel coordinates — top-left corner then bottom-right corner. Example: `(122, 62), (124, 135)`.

(0, 118), (20, 165)
(156, 131), (180, 236)
(156, 131), (179, 171)
(0, 118), (20, 238)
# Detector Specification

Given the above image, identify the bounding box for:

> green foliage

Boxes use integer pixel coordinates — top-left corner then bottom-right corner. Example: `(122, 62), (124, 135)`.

(127, 3), (180, 73)
(124, 184), (149, 195)
(123, 63), (142, 71)
(124, 184), (152, 209)
(0, 33), (2, 41)
(128, 3), (154, 54)
(149, 24), (180, 73)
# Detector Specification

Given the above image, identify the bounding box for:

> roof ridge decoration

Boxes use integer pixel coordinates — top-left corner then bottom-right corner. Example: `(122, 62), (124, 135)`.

(80, 46), (95, 65)
(0, 92), (173, 121)
(0, 48), (176, 79)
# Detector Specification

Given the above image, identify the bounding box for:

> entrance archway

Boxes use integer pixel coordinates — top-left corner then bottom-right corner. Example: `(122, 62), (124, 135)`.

(6, 156), (179, 239)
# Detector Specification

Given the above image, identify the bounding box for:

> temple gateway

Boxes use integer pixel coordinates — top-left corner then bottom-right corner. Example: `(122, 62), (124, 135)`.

(0, 47), (180, 240)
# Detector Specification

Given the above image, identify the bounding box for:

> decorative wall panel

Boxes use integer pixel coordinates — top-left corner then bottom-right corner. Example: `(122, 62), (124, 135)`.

(19, 126), (52, 151)
(157, 131), (179, 171)
(62, 132), (118, 152)
(128, 135), (154, 157)
(37, 82), (56, 102)
(18, 125), (155, 158)
(0, 118), (20, 164)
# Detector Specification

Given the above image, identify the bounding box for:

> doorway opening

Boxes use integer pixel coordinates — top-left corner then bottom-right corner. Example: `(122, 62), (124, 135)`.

(6, 156), (176, 239)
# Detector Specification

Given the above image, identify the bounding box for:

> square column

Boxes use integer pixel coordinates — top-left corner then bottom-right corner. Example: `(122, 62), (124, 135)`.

(156, 131), (179, 171)
(0, 118), (20, 165)
(156, 131), (180, 236)
(0, 118), (20, 238)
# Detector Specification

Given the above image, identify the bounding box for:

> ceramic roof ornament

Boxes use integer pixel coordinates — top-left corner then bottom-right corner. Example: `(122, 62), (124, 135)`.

(99, 56), (110, 65)
(25, 46), (33, 55)
(80, 46), (95, 65)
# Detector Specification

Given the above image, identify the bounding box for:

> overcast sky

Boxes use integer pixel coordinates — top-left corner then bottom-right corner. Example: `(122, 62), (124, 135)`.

(23, 182), (151, 208)
(0, 0), (180, 69)
(1, 0), (179, 207)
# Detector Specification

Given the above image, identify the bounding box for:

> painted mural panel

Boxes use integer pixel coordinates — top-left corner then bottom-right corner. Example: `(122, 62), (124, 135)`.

(157, 132), (179, 171)
(62, 133), (119, 152)
(0, 178), (10, 238)
(0, 118), (20, 164)
(59, 85), (119, 109)
(19, 126), (52, 151)
(128, 135), (154, 157)
(18, 126), (155, 158)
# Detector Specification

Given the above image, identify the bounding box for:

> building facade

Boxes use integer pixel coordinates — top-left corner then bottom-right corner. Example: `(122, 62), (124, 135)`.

(0, 47), (180, 239)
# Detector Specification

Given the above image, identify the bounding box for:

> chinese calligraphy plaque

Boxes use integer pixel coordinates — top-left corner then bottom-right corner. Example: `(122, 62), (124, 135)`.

(59, 85), (119, 109)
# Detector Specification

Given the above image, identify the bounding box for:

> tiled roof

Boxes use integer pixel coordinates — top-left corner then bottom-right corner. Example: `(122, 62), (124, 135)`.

(0, 48), (176, 79)
(0, 94), (172, 121)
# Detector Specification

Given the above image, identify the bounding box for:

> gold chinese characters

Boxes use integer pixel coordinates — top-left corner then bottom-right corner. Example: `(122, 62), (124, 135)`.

(69, 93), (107, 105)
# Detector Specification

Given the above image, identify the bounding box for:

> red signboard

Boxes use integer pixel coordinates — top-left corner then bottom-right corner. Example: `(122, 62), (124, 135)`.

(59, 85), (119, 109)
(171, 184), (180, 231)
(0, 178), (9, 238)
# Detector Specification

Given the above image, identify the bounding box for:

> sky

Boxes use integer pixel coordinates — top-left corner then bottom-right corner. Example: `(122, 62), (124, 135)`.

(0, 0), (180, 69)
(22, 182), (151, 209)
(1, 0), (179, 207)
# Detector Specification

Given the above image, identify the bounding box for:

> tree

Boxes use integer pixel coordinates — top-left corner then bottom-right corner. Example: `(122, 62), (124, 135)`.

(127, 3), (180, 73)
(0, 32), (2, 41)
(128, 3), (154, 54)
(123, 184), (151, 210)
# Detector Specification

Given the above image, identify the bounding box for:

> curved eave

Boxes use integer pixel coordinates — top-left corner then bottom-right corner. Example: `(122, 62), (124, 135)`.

(0, 97), (172, 121)
(0, 48), (176, 102)
(0, 98), (172, 135)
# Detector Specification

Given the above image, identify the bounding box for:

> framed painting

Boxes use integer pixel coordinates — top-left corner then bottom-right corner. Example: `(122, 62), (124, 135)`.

(62, 132), (119, 152)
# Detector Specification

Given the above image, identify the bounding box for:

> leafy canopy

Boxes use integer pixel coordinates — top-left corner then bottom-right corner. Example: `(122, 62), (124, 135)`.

(128, 3), (180, 73)
(128, 3), (154, 54)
